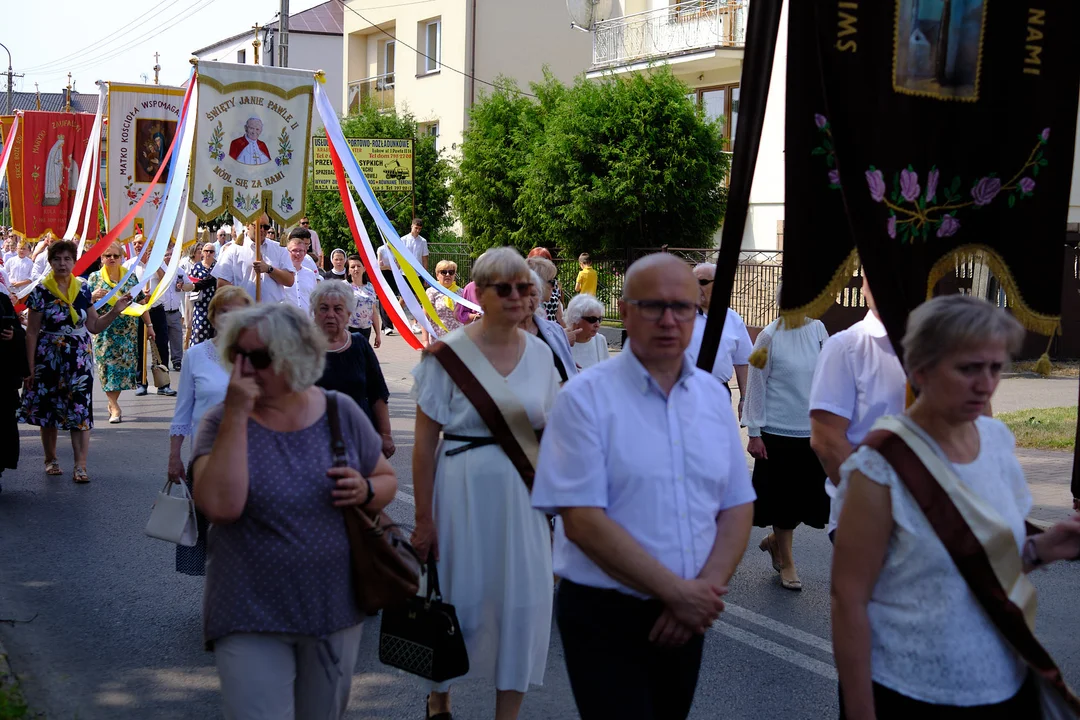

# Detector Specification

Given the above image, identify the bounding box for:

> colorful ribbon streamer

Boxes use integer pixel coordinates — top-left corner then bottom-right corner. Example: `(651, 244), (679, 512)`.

(389, 244), (447, 333)
(70, 83), (106, 256)
(0, 114), (19, 187)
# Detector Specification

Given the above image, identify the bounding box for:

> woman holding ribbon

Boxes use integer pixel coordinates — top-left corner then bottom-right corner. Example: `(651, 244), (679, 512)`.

(184, 239), (219, 345)
(19, 240), (134, 483)
(88, 241), (153, 424)
(422, 259), (464, 344)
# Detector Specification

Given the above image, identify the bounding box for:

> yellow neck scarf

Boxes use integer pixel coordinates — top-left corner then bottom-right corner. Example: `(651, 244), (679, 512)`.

(98, 267), (122, 306)
(442, 282), (461, 312)
(41, 274), (83, 325)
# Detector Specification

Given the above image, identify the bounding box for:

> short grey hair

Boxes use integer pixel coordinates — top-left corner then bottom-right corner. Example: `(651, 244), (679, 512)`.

(472, 246), (529, 287)
(902, 294), (1025, 380)
(245, 117), (263, 130)
(527, 269), (544, 291)
(526, 256), (557, 282)
(566, 293), (604, 325)
(693, 262), (716, 280)
(218, 303), (328, 392)
(309, 278), (358, 314)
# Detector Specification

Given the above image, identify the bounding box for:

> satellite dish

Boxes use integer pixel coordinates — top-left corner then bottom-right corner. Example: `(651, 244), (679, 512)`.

(567, 0), (614, 30)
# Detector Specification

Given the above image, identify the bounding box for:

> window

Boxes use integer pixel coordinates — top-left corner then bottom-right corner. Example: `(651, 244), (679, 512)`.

(237, 48), (247, 64)
(382, 41), (396, 87)
(420, 122), (440, 151)
(424, 19), (441, 74)
(692, 82), (739, 148)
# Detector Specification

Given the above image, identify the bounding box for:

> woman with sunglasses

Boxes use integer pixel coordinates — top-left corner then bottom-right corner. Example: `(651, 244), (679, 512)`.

(183, 241), (220, 345)
(87, 242), (155, 424)
(421, 259), (464, 345)
(566, 294), (610, 370)
(168, 286), (254, 576)
(412, 247), (560, 720)
(191, 303), (397, 718)
(520, 270), (577, 384)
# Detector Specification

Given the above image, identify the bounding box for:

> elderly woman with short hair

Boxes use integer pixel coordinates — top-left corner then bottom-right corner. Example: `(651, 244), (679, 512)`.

(566, 294), (610, 371)
(412, 247), (559, 720)
(520, 270), (577, 384)
(310, 280), (395, 458)
(832, 294), (1080, 719)
(421, 259), (464, 345)
(526, 255), (565, 327)
(192, 303), (397, 718)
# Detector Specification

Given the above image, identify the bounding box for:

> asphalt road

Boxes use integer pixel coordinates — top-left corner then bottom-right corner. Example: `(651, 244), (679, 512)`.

(1, 368), (1078, 719)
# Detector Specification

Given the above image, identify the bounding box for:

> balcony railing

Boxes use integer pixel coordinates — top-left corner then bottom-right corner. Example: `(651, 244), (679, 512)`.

(348, 73), (396, 114)
(592, 0), (747, 69)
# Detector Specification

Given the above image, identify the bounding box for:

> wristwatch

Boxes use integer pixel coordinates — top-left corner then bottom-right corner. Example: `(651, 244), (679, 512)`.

(265, 264), (274, 275)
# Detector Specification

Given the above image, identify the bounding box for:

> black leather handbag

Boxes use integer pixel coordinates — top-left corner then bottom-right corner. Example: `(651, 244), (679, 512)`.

(378, 559), (469, 683)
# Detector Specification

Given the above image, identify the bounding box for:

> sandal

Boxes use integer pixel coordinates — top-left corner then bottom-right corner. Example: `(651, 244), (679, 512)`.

(73, 467), (90, 484)
(780, 565), (803, 592)
(108, 412), (122, 424)
(45, 460), (62, 476)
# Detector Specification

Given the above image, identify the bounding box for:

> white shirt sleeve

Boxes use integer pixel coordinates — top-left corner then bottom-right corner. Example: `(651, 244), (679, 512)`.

(211, 245), (236, 284)
(809, 334), (858, 420)
(418, 237), (429, 258)
(170, 350), (198, 437)
(270, 243), (295, 275)
(718, 404), (756, 510)
(532, 383), (609, 513)
(731, 311), (752, 366)
(743, 325), (774, 437)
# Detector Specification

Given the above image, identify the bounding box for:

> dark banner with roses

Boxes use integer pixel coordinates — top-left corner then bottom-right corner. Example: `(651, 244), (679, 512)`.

(781, 0), (1080, 343)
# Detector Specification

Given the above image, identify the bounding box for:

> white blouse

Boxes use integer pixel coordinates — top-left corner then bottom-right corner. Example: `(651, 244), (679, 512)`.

(836, 415), (1031, 706)
(169, 340), (230, 438)
(743, 318), (829, 438)
(571, 334), (610, 370)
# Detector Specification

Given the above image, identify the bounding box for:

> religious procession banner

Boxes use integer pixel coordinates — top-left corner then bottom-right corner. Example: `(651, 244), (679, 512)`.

(310, 136), (413, 191)
(105, 82), (186, 242)
(189, 61), (314, 226)
(3, 111), (102, 242)
(781, 1), (1080, 339)
(0, 116), (25, 241)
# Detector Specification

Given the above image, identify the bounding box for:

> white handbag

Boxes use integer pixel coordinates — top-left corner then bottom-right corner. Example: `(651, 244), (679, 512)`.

(145, 479), (198, 547)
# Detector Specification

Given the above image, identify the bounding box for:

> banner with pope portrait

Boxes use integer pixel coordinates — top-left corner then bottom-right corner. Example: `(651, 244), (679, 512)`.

(188, 61), (313, 225)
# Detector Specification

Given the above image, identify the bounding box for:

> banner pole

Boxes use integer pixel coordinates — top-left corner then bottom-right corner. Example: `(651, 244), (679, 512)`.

(255, 228), (262, 302)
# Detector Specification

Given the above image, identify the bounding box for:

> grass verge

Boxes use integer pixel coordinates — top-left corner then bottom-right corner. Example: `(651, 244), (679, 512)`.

(997, 406), (1077, 451)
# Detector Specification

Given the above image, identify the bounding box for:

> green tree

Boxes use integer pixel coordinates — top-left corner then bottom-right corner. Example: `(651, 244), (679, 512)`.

(305, 104), (454, 261)
(452, 72), (567, 253)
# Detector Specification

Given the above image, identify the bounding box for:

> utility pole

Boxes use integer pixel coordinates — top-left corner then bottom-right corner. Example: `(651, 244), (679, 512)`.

(252, 23), (263, 65)
(153, 52), (161, 85)
(279, 0), (290, 67)
(65, 72), (72, 112)
(0, 42), (17, 116)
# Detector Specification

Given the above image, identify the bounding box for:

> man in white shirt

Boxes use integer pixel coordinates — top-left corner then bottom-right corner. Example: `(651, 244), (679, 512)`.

(400, 217), (428, 272)
(212, 213), (295, 304)
(299, 217), (322, 267)
(685, 262), (752, 419)
(808, 276), (907, 538)
(7, 243), (34, 290)
(532, 253), (755, 720)
(123, 234), (148, 270)
(285, 233), (320, 314)
(2, 237), (16, 264)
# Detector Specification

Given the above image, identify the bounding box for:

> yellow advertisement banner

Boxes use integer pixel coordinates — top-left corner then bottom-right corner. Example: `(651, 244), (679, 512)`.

(311, 136), (413, 192)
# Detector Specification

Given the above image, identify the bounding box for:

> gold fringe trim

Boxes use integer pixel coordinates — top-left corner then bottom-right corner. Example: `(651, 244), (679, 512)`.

(780, 249), (860, 329)
(925, 244), (1061, 337)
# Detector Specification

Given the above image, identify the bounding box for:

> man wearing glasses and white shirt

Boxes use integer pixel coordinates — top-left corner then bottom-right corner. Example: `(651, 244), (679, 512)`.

(684, 262), (752, 418)
(533, 253), (755, 720)
(299, 217), (322, 267)
(212, 213), (295, 304)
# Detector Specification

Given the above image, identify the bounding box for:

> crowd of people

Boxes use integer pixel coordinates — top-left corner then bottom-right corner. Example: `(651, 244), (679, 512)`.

(0, 221), (1078, 720)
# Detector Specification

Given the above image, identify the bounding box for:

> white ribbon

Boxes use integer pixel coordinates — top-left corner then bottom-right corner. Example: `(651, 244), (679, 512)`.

(0, 114), (19, 184)
(69, 83), (106, 255)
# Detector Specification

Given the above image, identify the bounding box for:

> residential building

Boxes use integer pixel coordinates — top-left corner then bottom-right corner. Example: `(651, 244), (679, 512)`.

(192, 0), (345, 118)
(341, 0), (591, 151)
(584, 0), (781, 251)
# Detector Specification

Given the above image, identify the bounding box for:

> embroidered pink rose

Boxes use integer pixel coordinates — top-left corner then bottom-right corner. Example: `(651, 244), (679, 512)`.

(937, 215), (960, 237)
(900, 169), (921, 202)
(971, 177), (1001, 206)
(866, 169), (885, 203)
(1019, 177), (1036, 193)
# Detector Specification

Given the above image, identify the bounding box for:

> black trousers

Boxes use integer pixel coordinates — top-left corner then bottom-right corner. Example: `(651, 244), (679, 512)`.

(838, 673), (1041, 720)
(136, 307), (171, 387)
(556, 580), (705, 720)
(379, 269), (397, 328)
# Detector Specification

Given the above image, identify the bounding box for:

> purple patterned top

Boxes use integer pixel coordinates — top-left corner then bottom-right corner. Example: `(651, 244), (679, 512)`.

(192, 391), (382, 647)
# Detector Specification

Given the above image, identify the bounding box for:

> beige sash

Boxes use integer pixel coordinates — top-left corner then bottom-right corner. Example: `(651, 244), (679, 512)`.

(440, 329), (541, 475)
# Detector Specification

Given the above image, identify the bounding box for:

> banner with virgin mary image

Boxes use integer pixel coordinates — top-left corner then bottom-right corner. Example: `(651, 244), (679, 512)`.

(105, 82), (187, 242)
(781, 0), (1080, 341)
(3, 111), (102, 243)
(188, 61), (314, 226)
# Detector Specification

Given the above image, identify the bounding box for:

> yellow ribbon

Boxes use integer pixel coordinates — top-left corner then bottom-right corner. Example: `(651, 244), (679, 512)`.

(41, 274), (83, 325)
(389, 245), (447, 332)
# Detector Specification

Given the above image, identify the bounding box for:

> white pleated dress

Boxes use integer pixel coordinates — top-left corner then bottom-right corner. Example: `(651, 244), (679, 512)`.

(411, 330), (559, 692)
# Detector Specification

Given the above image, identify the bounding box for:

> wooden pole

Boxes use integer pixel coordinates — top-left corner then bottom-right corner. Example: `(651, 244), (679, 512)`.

(410, 139), (416, 221)
(255, 229), (262, 302)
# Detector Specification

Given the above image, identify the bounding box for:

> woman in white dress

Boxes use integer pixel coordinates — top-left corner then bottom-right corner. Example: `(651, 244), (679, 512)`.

(566, 294), (610, 371)
(411, 247), (559, 720)
(166, 285), (253, 575)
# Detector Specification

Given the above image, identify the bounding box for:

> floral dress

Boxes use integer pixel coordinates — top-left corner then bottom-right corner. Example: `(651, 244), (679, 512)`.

(189, 261), (217, 344)
(19, 283), (95, 431)
(349, 283), (377, 330)
(87, 270), (140, 392)
(426, 286), (463, 339)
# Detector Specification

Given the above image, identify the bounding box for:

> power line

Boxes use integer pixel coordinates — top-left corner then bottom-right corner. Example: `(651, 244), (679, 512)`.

(22, 0), (180, 72)
(334, 0), (537, 98)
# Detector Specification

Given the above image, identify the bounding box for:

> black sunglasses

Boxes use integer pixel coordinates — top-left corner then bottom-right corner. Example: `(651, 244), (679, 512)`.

(488, 282), (532, 298)
(300, 221), (309, 225)
(102, 253), (122, 259)
(203, 248), (216, 253)
(251, 223), (272, 231)
(698, 278), (713, 286)
(581, 315), (601, 324)
(439, 269), (456, 276)
(230, 347), (273, 370)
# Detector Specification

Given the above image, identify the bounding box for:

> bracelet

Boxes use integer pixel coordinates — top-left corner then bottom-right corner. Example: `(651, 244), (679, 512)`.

(359, 476), (375, 508)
